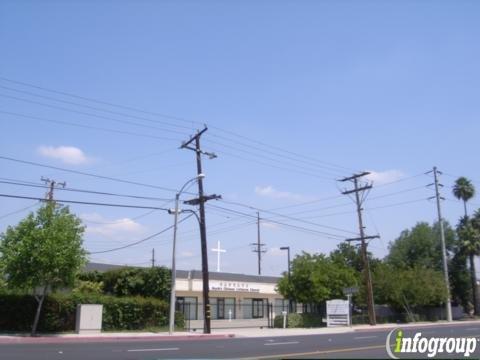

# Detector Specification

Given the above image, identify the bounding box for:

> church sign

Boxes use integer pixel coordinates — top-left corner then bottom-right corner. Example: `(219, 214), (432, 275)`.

(210, 281), (260, 293)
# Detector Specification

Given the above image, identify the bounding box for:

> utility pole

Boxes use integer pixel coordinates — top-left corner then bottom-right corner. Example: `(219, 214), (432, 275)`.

(251, 212), (266, 275)
(41, 177), (66, 201)
(181, 126), (221, 334)
(427, 166), (453, 322)
(151, 248), (155, 268)
(340, 172), (378, 326)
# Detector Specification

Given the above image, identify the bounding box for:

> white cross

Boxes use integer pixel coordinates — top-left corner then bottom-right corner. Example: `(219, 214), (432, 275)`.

(211, 240), (226, 272)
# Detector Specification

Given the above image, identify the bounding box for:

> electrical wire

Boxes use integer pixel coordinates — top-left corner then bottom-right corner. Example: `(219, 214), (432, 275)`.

(88, 213), (193, 254)
(0, 179), (174, 202)
(0, 193), (171, 210)
(0, 201), (41, 220)
(0, 155), (194, 194)
(0, 110), (182, 143)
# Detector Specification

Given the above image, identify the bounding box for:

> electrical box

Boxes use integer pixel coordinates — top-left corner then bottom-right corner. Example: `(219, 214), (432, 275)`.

(75, 304), (103, 334)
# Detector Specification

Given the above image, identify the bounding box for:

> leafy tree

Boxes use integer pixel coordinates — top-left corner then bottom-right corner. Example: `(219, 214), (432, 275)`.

(86, 267), (171, 300)
(0, 203), (86, 335)
(277, 252), (357, 305)
(453, 177), (475, 217)
(459, 214), (480, 314)
(373, 262), (446, 315)
(387, 221), (455, 271)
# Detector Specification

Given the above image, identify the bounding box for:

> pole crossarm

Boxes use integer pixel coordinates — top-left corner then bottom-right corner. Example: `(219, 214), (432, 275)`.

(345, 235), (380, 242)
(183, 194), (222, 206)
(339, 172), (371, 182)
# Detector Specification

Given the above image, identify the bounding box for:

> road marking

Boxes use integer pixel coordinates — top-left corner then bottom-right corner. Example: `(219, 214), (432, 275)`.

(242, 344), (387, 359)
(354, 335), (378, 340)
(127, 348), (179, 352)
(264, 341), (299, 346)
(466, 328), (480, 331)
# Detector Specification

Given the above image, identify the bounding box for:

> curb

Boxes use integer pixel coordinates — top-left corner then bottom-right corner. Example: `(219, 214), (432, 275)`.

(0, 333), (235, 345)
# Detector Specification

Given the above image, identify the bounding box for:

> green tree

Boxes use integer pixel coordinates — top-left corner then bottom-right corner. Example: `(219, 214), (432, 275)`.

(453, 177), (475, 218)
(0, 203), (86, 335)
(460, 213), (480, 314)
(373, 262), (446, 317)
(277, 252), (357, 305)
(387, 221), (455, 271)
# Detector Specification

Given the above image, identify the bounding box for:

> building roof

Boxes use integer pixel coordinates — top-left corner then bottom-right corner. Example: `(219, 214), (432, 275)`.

(83, 263), (281, 284)
(84, 262), (130, 272)
(176, 270), (280, 284)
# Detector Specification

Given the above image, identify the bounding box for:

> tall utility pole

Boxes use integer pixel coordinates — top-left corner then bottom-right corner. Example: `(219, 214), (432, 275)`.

(340, 172), (378, 326)
(427, 166), (452, 322)
(151, 248), (155, 268)
(251, 212), (266, 275)
(181, 127), (221, 334)
(41, 177), (66, 201)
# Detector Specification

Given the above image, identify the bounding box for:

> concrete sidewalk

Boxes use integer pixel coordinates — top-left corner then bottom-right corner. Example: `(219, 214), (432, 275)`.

(1, 319), (478, 344)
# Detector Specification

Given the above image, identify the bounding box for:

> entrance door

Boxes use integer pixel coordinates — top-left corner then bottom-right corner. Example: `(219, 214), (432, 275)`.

(252, 299), (264, 318)
(217, 298), (225, 319)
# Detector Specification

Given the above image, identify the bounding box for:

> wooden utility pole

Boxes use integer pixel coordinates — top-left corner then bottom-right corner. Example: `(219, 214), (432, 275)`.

(340, 172), (378, 326)
(181, 127), (221, 334)
(251, 212), (266, 275)
(151, 248), (155, 268)
(41, 177), (66, 201)
(427, 166), (452, 322)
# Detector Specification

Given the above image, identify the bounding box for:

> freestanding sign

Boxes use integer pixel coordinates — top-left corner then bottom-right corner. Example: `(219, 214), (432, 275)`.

(326, 299), (350, 327)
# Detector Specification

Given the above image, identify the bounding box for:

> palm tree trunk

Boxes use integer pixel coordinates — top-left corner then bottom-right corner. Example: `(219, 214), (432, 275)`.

(464, 200), (468, 218)
(469, 255), (478, 315)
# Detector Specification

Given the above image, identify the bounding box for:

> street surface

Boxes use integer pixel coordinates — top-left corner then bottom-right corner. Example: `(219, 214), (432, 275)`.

(1, 322), (479, 359)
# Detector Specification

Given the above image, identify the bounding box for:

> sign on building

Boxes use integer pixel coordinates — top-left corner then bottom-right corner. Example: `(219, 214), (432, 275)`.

(326, 299), (350, 327)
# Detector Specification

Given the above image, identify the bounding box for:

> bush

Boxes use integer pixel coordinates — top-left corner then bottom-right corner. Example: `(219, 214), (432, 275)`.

(0, 293), (181, 333)
(274, 313), (324, 328)
(78, 267), (171, 301)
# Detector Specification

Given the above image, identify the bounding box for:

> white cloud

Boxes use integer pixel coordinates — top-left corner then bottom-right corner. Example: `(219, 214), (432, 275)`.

(268, 247), (289, 257)
(81, 213), (146, 239)
(365, 169), (405, 185)
(180, 251), (195, 258)
(255, 185), (307, 202)
(37, 145), (92, 165)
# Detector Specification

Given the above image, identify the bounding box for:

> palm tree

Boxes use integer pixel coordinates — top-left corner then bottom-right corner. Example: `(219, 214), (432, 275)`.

(453, 177), (478, 315)
(453, 177), (475, 217)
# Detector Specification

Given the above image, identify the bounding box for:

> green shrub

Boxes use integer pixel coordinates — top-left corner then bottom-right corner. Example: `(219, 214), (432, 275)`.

(0, 293), (179, 333)
(273, 313), (324, 328)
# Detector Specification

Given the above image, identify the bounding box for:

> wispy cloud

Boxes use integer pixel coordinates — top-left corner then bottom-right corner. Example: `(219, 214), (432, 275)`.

(81, 213), (146, 240)
(255, 185), (308, 202)
(366, 169), (405, 185)
(268, 247), (289, 257)
(37, 145), (93, 165)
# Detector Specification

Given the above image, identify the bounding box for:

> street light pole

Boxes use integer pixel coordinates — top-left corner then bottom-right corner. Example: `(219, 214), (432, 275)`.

(280, 246), (292, 313)
(169, 174), (204, 335)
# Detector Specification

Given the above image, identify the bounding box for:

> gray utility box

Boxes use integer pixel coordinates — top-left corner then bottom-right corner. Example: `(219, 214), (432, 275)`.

(75, 304), (103, 334)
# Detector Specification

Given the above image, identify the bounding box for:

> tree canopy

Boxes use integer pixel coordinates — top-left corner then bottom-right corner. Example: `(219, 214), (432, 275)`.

(0, 203), (87, 334)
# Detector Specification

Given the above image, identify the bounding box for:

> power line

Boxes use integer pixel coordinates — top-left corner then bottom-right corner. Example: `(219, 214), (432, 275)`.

(88, 214), (193, 254)
(0, 76), (201, 128)
(203, 138), (345, 178)
(207, 204), (347, 240)
(0, 155), (191, 194)
(0, 84), (195, 131)
(217, 199), (358, 235)
(0, 110), (182, 143)
(0, 193), (171, 210)
(0, 93), (191, 136)
(0, 201), (41, 220)
(0, 179), (173, 202)
(0, 77), (353, 176)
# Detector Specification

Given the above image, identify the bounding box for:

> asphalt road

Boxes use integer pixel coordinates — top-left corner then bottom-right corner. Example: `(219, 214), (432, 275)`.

(1, 322), (479, 359)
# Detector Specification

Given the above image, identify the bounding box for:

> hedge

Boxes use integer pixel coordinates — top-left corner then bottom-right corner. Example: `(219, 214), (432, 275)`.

(274, 313), (325, 328)
(0, 293), (184, 332)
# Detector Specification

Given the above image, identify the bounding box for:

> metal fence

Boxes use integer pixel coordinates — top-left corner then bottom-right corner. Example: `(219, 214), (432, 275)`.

(176, 300), (275, 330)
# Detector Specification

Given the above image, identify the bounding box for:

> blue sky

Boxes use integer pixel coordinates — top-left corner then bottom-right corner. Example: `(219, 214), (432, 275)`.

(1, 0), (479, 276)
